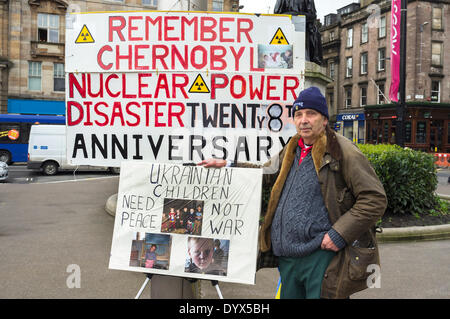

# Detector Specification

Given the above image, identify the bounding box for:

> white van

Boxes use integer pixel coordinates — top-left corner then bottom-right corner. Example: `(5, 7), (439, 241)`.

(27, 124), (119, 175)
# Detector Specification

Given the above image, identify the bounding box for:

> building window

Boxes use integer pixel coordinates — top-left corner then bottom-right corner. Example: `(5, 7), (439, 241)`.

(405, 121), (412, 143)
(339, 6), (352, 15)
(54, 63), (65, 92)
(370, 124), (378, 143)
(378, 16), (386, 38)
(346, 57), (353, 77)
(328, 92), (334, 110)
(361, 22), (368, 43)
(212, 0), (224, 11)
(360, 52), (368, 75)
(357, 121), (364, 143)
(142, 0), (158, 6)
(345, 87), (352, 108)
(346, 27), (353, 47)
(448, 122), (450, 144)
(329, 61), (335, 79)
(377, 48), (386, 71)
(416, 121), (427, 144)
(38, 13), (59, 43)
(330, 30), (335, 41)
(343, 121), (354, 141)
(431, 42), (443, 66)
(432, 7), (443, 30)
(360, 86), (367, 106)
(431, 81), (440, 102)
(28, 61), (42, 91)
(383, 122), (389, 143)
(377, 83), (385, 104)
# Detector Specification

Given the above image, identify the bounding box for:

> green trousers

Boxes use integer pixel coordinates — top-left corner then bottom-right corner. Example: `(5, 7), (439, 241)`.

(278, 249), (336, 299)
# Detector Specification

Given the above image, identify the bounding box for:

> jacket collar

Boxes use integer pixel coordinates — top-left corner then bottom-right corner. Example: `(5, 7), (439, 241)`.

(325, 126), (342, 162)
(285, 126), (342, 174)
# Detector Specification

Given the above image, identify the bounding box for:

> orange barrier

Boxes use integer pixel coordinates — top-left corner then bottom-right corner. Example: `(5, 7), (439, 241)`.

(434, 153), (450, 168)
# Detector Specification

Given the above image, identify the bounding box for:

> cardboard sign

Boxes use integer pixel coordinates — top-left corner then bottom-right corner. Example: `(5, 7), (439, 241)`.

(109, 162), (263, 284)
(66, 11), (305, 166)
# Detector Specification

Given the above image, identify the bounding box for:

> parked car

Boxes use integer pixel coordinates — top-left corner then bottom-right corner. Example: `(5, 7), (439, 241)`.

(0, 161), (8, 181)
(27, 124), (120, 176)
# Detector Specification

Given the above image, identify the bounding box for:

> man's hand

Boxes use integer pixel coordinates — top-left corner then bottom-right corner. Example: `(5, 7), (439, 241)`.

(197, 159), (227, 168)
(321, 233), (339, 252)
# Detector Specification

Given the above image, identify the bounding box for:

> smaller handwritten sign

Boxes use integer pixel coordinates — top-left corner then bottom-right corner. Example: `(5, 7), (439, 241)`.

(109, 161), (263, 284)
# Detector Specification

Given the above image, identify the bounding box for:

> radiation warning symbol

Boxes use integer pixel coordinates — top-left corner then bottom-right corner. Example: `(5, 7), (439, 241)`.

(188, 74), (210, 93)
(75, 25), (95, 43)
(270, 27), (289, 45)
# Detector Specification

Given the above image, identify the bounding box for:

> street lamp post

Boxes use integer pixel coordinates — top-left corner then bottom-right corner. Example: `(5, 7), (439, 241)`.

(395, 0), (407, 147)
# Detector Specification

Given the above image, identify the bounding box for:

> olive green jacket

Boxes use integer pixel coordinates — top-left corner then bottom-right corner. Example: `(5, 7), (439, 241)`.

(253, 127), (387, 299)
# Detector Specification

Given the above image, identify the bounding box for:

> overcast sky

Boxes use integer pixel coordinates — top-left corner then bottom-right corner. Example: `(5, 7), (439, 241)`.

(239, 0), (357, 23)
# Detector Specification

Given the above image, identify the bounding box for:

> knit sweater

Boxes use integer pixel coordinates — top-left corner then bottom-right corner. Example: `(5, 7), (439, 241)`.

(271, 147), (337, 257)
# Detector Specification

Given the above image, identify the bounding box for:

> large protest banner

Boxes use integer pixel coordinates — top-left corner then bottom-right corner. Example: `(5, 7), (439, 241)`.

(109, 161), (263, 284)
(65, 11), (305, 166)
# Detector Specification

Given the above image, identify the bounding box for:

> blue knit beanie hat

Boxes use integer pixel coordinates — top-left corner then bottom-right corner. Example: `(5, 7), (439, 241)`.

(292, 86), (329, 119)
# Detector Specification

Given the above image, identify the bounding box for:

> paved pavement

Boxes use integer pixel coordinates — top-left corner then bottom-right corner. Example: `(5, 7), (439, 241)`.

(0, 170), (449, 299)
(201, 240), (450, 299)
(436, 169), (450, 197)
(0, 177), (145, 298)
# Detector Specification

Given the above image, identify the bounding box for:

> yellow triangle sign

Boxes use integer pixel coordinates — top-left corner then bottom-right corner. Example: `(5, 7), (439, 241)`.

(75, 25), (95, 43)
(189, 74), (210, 93)
(270, 27), (289, 45)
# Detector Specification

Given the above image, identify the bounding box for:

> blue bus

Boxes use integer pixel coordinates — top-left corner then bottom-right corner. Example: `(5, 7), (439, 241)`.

(0, 114), (66, 164)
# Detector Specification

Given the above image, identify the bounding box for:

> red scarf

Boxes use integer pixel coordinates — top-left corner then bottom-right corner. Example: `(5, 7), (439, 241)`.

(298, 138), (312, 165)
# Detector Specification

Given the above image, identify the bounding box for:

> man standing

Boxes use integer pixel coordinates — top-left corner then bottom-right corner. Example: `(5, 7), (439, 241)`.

(199, 86), (387, 299)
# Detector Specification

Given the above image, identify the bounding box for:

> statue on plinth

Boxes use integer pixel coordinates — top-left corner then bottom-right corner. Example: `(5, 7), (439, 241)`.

(274, 0), (323, 65)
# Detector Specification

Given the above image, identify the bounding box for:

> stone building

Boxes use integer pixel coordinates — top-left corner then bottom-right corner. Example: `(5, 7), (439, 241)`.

(320, 0), (450, 152)
(0, 0), (240, 115)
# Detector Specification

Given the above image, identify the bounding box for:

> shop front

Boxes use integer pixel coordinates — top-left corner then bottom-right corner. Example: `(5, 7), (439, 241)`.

(365, 104), (450, 153)
(335, 113), (365, 144)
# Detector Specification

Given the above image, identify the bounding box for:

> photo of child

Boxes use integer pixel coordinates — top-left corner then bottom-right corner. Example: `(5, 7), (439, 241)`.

(161, 199), (204, 236)
(145, 244), (157, 268)
(257, 44), (293, 69)
(167, 207), (177, 232)
(129, 232), (171, 270)
(193, 205), (203, 234)
(184, 237), (229, 276)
